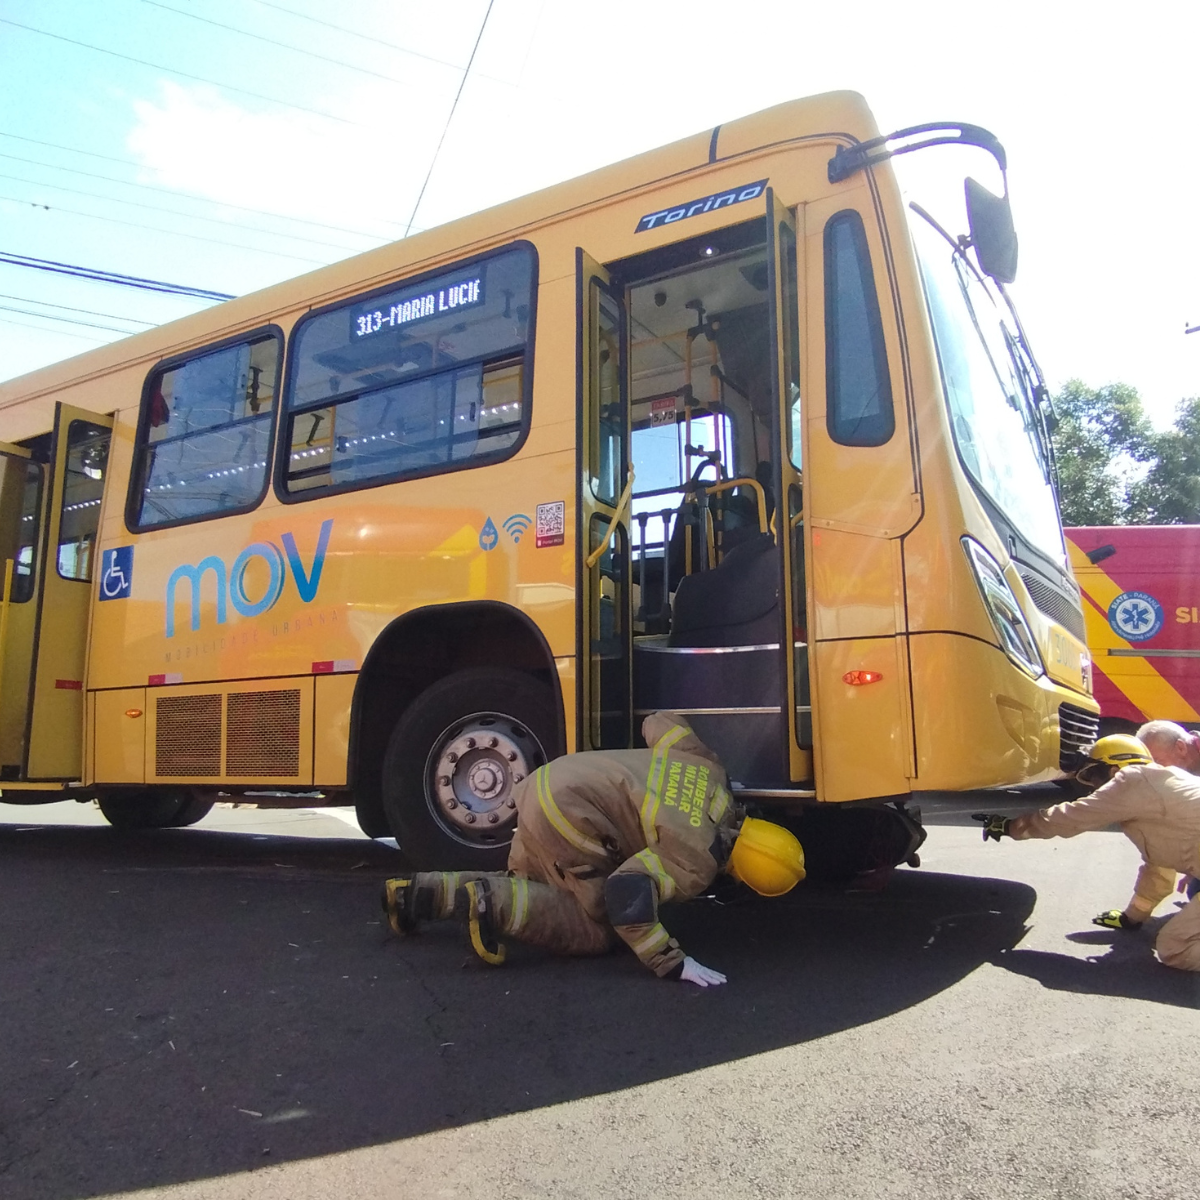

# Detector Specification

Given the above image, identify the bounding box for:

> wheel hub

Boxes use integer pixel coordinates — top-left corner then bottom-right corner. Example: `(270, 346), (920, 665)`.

(429, 715), (539, 844)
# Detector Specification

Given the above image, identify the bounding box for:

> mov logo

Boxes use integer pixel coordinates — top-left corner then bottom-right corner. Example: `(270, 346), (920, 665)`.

(165, 519), (332, 638)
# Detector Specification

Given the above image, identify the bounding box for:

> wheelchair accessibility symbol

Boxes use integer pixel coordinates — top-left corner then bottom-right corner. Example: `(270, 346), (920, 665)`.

(99, 546), (133, 600)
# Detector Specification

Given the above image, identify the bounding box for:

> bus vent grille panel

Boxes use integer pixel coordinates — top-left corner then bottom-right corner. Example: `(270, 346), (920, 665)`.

(225, 689), (302, 777)
(1058, 702), (1099, 769)
(156, 694), (222, 777)
(1021, 572), (1086, 643)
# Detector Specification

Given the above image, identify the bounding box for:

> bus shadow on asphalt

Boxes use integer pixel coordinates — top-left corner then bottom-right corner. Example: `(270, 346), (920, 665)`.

(992, 919), (1200, 1008)
(0, 822), (1174, 1197)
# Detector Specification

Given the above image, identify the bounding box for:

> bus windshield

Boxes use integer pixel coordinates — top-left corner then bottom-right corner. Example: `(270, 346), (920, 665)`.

(910, 209), (1065, 568)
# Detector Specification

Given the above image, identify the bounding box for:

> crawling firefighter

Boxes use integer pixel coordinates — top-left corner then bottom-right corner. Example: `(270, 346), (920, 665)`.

(381, 711), (805, 985)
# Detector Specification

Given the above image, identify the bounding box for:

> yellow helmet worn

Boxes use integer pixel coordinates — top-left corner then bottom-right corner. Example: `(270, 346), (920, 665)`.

(1088, 734), (1152, 767)
(727, 817), (806, 896)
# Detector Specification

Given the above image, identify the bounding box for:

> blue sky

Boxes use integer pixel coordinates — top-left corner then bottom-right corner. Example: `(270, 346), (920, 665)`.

(0, 0), (1195, 424)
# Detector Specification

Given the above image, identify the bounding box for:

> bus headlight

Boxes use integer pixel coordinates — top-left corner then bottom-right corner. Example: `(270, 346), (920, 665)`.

(962, 537), (1044, 679)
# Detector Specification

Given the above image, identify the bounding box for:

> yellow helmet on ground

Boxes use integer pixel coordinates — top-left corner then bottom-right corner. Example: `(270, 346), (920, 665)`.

(727, 817), (806, 896)
(1088, 734), (1152, 767)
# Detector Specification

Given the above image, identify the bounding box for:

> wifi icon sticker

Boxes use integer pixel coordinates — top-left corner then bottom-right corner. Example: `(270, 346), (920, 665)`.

(502, 513), (532, 543)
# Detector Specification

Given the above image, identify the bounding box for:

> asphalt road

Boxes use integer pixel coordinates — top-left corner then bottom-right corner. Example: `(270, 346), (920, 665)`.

(1, 793), (1197, 1200)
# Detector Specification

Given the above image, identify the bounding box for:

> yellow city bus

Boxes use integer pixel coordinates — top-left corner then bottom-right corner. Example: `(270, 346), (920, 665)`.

(0, 91), (1097, 873)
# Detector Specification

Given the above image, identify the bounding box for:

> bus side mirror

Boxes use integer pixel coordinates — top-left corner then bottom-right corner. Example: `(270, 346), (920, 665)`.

(965, 177), (1018, 284)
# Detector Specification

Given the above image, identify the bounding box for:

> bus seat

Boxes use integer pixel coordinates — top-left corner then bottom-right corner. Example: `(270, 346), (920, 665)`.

(666, 490), (764, 591)
(669, 532), (780, 647)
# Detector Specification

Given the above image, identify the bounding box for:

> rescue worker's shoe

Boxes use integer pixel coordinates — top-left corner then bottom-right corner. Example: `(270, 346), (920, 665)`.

(456, 879), (507, 966)
(1092, 909), (1142, 931)
(381, 877), (425, 936)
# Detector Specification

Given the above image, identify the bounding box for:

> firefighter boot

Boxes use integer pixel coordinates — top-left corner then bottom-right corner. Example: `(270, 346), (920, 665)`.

(456, 878), (507, 965)
(380, 877), (436, 936)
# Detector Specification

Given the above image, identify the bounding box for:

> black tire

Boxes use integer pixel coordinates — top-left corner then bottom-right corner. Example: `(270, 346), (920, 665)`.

(777, 804), (926, 884)
(382, 668), (558, 871)
(354, 796), (392, 839)
(98, 789), (213, 830)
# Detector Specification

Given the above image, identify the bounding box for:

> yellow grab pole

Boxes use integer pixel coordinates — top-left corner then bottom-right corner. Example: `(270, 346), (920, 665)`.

(586, 470), (635, 569)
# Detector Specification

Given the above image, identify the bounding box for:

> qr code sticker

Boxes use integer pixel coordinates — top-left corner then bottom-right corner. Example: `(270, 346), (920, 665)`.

(535, 501), (565, 548)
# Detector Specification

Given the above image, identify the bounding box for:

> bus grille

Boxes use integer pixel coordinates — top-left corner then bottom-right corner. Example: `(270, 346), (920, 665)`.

(156, 694), (222, 777)
(1059, 702), (1099, 769)
(154, 688), (302, 778)
(1021, 572), (1086, 643)
(226, 689), (301, 777)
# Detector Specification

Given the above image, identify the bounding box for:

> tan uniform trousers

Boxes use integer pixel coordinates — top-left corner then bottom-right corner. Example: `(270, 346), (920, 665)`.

(1155, 893), (1200, 971)
(409, 824), (617, 958)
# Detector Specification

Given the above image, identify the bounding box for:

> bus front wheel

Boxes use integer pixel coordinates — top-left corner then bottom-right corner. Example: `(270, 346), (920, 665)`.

(98, 789), (214, 830)
(381, 668), (556, 871)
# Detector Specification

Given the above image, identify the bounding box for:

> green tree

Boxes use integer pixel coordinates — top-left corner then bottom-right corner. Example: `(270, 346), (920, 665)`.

(1050, 380), (1154, 526)
(1128, 397), (1200, 523)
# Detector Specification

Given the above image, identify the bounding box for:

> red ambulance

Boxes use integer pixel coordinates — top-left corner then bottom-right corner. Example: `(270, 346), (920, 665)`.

(1065, 526), (1200, 734)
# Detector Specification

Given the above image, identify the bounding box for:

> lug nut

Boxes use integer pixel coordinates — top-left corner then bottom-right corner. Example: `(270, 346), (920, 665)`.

(446, 799), (458, 809)
(513, 773), (523, 782)
(506, 799), (516, 809)
(488, 736), (498, 748)
(487, 813), (499, 824)
(447, 752), (458, 763)
(465, 737), (477, 749)
(438, 775), (450, 786)
(507, 751), (517, 761)
(465, 813), (477, 824)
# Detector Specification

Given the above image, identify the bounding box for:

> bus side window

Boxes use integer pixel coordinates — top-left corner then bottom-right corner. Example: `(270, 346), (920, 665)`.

(824, 210), (894, 447)
(282, 245), (535, 497)
(0, 456), (42, 601)
(128, 332), (281, 529)
(58, 421), (109, 581)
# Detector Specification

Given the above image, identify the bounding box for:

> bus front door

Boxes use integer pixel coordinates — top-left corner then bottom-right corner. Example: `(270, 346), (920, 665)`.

(765, 189), (814, 788)
(0, 404), (112, 782)
(577, 250), (633, 750)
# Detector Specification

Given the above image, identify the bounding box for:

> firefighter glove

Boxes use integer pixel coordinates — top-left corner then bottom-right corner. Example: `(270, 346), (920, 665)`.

(971, 813), (1011, 842)
(679, 956), (727, 987)
(1092, 909), (1142, 931)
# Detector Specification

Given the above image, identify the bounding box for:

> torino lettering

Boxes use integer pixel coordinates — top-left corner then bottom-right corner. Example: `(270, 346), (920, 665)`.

(165, 519), (332, 638)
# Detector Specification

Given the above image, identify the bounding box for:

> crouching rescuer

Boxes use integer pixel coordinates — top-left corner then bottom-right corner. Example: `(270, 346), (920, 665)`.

(973, 735), (1200, 971)
(380, 712), (806, 985)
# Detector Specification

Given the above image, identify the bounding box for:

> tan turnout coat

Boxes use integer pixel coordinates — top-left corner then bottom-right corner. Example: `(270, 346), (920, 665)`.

(508, 712), (739, 976)
(1010, 762), (1200, 969)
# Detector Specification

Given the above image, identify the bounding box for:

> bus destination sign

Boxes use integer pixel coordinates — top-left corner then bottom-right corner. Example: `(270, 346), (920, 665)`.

(354, 276), (484, 339)
(635, 179), (768, 233)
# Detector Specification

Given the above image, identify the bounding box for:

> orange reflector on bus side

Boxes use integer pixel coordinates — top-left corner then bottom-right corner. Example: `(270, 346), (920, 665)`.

(124, 709), (143, 718)
(843, 670), (883, 686)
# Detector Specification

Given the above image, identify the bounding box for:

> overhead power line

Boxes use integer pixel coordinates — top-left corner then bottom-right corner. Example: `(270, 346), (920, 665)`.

(0, 292), (155, 328)
(246, 0), (478, 75)
(0, 132), (406, 238)
(0, 302), (145, 336)
(405, 0), (496, 238)
(0, 252), (234, 301)
(0, 16), (357, 127)
(139, 0), (426, 88)
(0, 191), (327, 266)
(0, 314), (108, 344)
(0, 165), (371, 255)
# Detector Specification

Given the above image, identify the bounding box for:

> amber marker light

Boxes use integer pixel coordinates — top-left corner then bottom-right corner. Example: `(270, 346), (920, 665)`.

(124, 709), (143, 718)
(843, 671), (883, 686)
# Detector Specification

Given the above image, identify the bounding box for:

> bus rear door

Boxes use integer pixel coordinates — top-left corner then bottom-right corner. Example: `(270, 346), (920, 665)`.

(0, 404), (112, 781)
